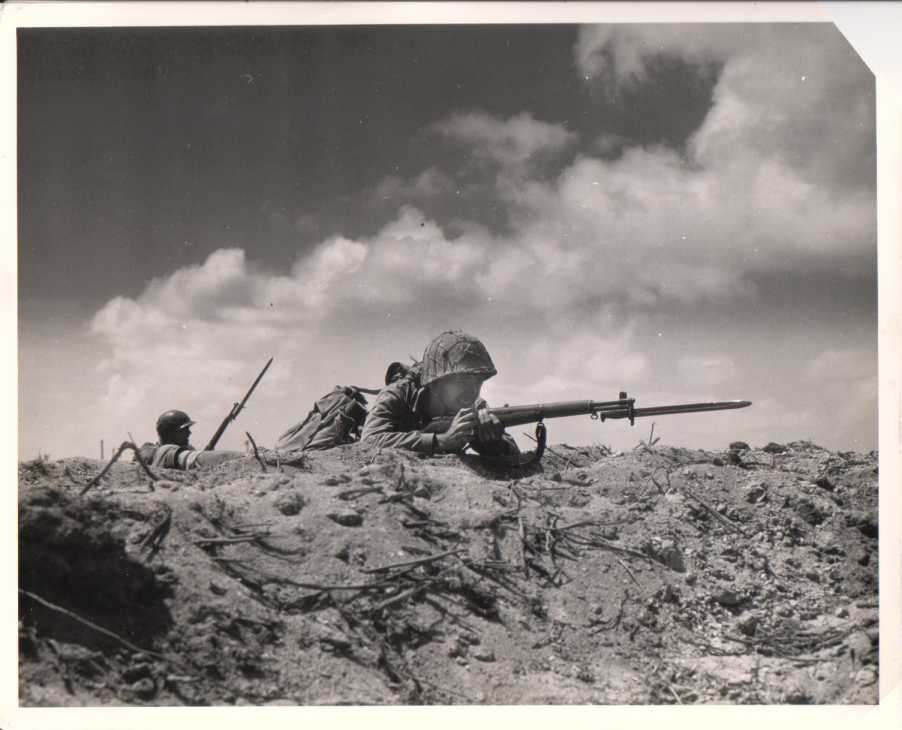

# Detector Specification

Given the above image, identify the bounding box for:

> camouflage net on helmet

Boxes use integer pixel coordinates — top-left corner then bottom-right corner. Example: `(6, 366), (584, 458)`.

(420, 330), (497, 386)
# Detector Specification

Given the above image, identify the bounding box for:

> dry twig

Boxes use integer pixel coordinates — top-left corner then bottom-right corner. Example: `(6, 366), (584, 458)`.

(560, 531), (654, 563)
(245, 431), (267, 472)
(360, 548), (464, 574)
(338, 486), (385, 501)
(616, 557), (641, 587)
(19, 589), (165, 659)
(138, 504), (172, 558)
(551, 519), (597, 533)
(518, 516), (530, 578)
(81, 440), (158, 496)
(680, 484), (748, 536)
(371, 583), (433, 612)
(194, 535), (261, 546)
(128, 432), (158, 487)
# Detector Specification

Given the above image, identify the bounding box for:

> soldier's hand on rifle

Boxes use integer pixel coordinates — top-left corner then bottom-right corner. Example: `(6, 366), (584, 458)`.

(436, 408), (478, 452)
(474, 400), (505, 445)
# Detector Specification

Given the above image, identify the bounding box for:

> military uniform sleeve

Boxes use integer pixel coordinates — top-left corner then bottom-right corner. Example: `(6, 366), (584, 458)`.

(151, 444), (197, 470)
(361, 385), (435, 453)
(176, 449), (201, 469)
(148, 444), (175, 468)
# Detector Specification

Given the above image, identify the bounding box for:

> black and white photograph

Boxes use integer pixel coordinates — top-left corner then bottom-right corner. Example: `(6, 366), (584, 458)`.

(8, 1), (900, 720)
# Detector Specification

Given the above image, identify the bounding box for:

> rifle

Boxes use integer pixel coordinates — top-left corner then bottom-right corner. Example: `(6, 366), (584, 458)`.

(204, 357), (274, 451)
(422, 391), (751, 435)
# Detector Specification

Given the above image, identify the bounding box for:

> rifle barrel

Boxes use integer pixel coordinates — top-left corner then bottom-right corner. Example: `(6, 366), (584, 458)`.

(204, 357), (274, 450)
(492, 399), (631, 428)
(235, 357), (274, 414)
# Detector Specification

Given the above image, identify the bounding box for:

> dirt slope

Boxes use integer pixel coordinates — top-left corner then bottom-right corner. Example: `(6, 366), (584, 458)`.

(18, 439), (878, 705)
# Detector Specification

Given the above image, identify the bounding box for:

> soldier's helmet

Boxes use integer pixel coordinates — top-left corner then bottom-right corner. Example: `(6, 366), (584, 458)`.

(156, 410), (196, 439)
(420, 330), (497, 387)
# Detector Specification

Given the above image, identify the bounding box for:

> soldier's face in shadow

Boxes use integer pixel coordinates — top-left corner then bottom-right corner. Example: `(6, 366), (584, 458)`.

(426, 374), (485, 418)
(163, 426), (192, 448)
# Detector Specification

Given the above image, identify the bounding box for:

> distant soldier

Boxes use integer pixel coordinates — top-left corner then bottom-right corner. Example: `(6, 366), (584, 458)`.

(361, 330), (519, 456)
(138, 410), (244, 470)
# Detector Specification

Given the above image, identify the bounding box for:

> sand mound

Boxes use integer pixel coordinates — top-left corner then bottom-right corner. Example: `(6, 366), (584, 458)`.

(18, 440), (878, 705)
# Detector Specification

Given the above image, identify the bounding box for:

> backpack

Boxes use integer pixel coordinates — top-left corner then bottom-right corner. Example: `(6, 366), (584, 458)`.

(275, 386), (374, 452)
(274, 362), (419, 453)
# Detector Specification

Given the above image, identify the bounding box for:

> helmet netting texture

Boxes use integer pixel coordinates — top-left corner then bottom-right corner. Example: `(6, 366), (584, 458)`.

(420, 330), (497, 387)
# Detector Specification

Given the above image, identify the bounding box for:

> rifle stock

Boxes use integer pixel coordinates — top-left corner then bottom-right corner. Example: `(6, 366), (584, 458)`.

(422, 393), (751, 434)
(204, 357), (274, 451)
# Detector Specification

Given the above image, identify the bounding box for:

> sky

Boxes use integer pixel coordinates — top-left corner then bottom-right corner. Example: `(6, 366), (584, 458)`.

(17, 22), (878, 460)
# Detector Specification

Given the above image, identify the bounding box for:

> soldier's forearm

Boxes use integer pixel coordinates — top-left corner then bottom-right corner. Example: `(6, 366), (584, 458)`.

(361, 429), (435, 453)
(191, 450), (244, 469)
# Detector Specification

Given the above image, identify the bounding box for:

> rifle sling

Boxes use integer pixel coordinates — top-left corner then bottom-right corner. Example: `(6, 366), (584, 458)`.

(476, 421), (546, 469)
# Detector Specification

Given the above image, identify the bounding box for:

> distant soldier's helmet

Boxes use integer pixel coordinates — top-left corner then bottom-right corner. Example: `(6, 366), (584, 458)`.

(156, 410), (196, 438)
(420, 330), (497, 387)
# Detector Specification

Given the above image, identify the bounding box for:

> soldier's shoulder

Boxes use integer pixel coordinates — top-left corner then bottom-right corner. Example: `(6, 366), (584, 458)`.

(152, 442), (183, 460)
(138, 442), (158, 457)
(377, 377), (418, 401)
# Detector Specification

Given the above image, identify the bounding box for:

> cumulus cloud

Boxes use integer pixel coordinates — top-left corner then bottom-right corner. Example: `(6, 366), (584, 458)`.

(370, 25), (875, 316)
(576, 24), (875, 193)
(85, 25), (876, 452)
(372, 167), (455, 204)
(576, 24), (749, 86)
(480, 325), (650, 446)
(677, 354), (737, 388)
(456, 24), (876, 304)
(701, 348), (877, 452)
(804, 348), (878, 448)
(433, 110), (578, 172)
(520, 328), (649, 390)
(805, 348), (877, 385)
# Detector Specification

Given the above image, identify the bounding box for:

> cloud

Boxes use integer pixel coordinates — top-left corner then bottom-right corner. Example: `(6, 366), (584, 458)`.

(372, 167), (455, 205)
(479, 143), (867, 311)
(593, 132), (630, 158)
(361, 26), (876, 318)
(527, 329), (649, 388)
(480, 325), (651, 440)
(805, 348), (877, 385)
(576, 24), (875, 193)
(458, 24), (876, 303)
(294, 212), (320, 237)
(433, 110), (578, 172)
(732, 348), (878, 451)
(82, 25), (876, 454)
(89, 209), (490, 426)
(677, 355), (737, 388)
(575, 24), (747, 86)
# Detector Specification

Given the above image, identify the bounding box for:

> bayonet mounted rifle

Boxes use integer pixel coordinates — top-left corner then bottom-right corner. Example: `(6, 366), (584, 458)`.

(422, 391), (751, 434)
(204, 357), (274, 451)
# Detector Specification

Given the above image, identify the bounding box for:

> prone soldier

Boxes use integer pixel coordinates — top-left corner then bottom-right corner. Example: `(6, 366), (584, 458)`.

(361, 330), (519, 456)
(138, 410), (244, 470)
